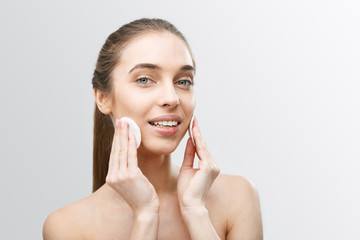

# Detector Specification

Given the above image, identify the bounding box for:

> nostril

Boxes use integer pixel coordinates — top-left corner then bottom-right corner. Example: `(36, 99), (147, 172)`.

(163, 100), (179, 108)
(160, 84), (180, 107)
(162, 96), (179, 108)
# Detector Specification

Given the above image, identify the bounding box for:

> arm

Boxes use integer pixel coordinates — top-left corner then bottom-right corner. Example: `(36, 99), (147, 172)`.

(44, 119), (160, 240)
(130, 211), (159, 240)
(180, 206), (220, 240)
(107, 119), (159, 239)
(42, 209), (84, 240)
(177, 117), (221, 239)
(226, 176), (263, 240)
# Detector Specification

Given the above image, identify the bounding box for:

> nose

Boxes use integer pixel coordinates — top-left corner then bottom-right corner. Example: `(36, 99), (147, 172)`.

(159, 82), (180, 108)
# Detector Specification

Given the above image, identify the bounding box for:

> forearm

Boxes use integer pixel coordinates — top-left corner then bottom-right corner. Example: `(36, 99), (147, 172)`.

(181, 206), (221, 240)
(130, 211), (159, 240)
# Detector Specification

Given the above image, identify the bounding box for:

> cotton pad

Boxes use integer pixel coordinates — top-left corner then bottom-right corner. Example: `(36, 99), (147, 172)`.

(120, 117), (141, 148)
(188, 115), (195, 146)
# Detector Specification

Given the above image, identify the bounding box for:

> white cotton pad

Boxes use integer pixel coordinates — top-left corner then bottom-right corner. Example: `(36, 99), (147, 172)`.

(120, 117), (141, 148)
(188, 115), (195, 146)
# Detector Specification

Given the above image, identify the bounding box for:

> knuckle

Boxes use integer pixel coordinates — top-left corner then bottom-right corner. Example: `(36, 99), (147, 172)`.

(214, 166), (220, 175)
(128, 152), (135, 159)
(128, 170), (140, 180)
(110, 147), (120, 156)
(202, 164), (212, 172)
(127, 173), (136, 181)
(119, 148), (127, 155)
(106, 175), (115, 185)
(208, 164), (220, 175)
(213, 162), (220, 171)
(117, 173), (127, 182)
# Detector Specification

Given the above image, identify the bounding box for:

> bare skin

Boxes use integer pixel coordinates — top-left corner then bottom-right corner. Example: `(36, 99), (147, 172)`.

(43, 173), (262, 239)
(43, 32), (263, 239)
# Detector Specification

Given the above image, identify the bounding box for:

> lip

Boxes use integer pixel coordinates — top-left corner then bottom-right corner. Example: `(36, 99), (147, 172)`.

(148, 114), (182, 123)
(150, 124), (180, 136)
(148, 114), (182, 136)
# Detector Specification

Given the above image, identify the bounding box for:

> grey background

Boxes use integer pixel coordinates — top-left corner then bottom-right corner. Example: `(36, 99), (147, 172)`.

(1, 0), (359, 239)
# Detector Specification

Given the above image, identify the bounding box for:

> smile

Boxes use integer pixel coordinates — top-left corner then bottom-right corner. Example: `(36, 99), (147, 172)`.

(148, 115), (182, 136)
(149, 121), (180, 127)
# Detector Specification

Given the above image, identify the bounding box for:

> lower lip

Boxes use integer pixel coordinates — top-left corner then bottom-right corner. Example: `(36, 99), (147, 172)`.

(149, 124), (180, 136)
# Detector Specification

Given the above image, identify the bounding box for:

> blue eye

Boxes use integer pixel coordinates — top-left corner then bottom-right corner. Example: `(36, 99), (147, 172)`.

(137, 77), (151, 85)
(177, 79), (193, 87)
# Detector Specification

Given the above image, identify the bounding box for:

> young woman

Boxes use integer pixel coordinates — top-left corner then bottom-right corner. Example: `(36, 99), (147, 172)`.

(43, 18), (263, 240)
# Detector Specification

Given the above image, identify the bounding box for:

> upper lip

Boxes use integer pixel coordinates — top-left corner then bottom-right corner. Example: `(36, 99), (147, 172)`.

(149, 115), (182, 123)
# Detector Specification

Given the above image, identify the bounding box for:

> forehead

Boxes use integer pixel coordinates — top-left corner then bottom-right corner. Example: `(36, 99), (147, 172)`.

(118, 32), (193, 71)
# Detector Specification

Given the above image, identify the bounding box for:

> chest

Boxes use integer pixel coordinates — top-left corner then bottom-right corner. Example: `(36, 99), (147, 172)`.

(158, 209), (226, 240)
(89, 199), (226, 240)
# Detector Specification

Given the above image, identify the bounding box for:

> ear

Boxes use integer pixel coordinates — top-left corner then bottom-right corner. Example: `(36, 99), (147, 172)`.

(94, 88), (112, 115)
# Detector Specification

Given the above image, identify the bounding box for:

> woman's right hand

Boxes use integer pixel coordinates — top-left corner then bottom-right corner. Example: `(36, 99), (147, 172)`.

(106, 119), (159, 216)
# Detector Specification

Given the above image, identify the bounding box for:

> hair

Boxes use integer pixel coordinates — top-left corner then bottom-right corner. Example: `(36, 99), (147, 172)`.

(91, 18), (195, 192)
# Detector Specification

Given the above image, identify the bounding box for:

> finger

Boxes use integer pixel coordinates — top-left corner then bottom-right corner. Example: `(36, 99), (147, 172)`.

(127, 132), (138, 169)
(192, 116), (205, 148)
(119, 119), (129, 170)
(180, 138), (196, 171)
(192, 117), (211, 162)
(192, 117), (220, 173)
(108, 119), (121, 175)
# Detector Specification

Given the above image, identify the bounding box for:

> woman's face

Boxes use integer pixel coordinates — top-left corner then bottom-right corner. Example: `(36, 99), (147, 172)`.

(110, 32), (196, 155)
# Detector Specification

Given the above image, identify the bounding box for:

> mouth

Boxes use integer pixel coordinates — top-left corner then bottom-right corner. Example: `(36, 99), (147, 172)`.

(149, 121), (180, 127)
(148, 115), (182, 136)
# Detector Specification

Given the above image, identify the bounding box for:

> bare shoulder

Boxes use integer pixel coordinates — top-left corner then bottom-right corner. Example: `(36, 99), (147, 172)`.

(42, 197), (95, 240)
(213, 174), (260, 202)
(212, 174), (263, 239)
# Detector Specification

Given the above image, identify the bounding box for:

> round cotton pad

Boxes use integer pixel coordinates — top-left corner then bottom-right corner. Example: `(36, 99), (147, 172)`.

(120, 117), (141, 148)
(188, 115), (195, 146)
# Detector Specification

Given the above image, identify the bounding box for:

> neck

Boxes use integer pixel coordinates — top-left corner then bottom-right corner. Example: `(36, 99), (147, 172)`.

(137, 150), (179, 197)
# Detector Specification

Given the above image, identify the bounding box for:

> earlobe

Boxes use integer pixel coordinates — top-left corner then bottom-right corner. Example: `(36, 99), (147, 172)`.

(94, 89), (112, 114)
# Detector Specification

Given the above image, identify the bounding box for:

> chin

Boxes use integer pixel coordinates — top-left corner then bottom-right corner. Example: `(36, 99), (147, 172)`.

(139, 137), (182, 156)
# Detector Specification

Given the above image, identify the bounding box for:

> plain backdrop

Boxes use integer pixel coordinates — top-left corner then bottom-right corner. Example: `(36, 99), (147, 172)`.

(1, 0), (359, 239)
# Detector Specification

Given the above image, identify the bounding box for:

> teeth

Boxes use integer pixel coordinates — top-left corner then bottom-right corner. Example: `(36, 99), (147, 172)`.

(150, 121), (179, 127)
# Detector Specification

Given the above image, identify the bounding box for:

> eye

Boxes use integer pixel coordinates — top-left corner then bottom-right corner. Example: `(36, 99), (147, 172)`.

(136, 77), (153, 85)
(176, 79), (193, 87)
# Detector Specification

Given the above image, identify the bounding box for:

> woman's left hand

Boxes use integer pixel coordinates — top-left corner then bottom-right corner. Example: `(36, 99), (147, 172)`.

(177, 116), (220, 210)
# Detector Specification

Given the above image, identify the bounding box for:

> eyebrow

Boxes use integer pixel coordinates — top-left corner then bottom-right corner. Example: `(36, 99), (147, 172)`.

(180, 65), (195, 73)
(129, 63), (195, 74)
(129, 63), (159, 73)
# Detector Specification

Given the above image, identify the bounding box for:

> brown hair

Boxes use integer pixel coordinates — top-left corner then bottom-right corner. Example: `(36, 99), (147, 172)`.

(91, 18), (195, 192)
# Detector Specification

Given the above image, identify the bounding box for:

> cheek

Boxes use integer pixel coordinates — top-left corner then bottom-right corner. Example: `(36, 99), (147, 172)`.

(179, 93), (196, 134)
(112, 88), (152, 119)
(181, 92), (196, 113)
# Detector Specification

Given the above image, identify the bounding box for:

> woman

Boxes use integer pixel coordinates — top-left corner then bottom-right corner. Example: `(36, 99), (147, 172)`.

(43, 18), (263, 239)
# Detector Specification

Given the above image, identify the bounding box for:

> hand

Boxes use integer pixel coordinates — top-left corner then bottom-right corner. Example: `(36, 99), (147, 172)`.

(177, 117), (220, 209)
(106, 119), (159, 215)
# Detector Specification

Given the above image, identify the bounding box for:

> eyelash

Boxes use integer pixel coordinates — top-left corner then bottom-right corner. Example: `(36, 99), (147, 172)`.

(136, 77), (194, 88)
(136, 77), (153, 85)
(176, 79), (194, 87)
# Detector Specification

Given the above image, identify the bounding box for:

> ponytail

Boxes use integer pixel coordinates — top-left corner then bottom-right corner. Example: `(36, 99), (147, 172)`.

(92, 104), (114, 192)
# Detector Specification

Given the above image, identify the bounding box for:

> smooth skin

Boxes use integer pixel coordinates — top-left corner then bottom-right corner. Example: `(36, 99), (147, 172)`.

(43, 32), (263, 239)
